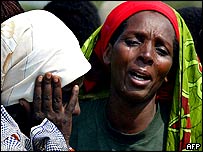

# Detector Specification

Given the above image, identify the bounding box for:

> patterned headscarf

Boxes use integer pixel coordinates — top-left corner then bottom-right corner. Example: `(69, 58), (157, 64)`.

(1, 10), (91, 107)
(82, 1), (202, 151)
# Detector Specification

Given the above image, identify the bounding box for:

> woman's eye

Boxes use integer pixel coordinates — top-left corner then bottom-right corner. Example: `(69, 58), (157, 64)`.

(156, 47), (169, 56)
(125, 39), (140, 46)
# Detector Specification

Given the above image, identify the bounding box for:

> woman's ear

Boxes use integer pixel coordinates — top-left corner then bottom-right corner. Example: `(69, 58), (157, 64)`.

(103, 43), (113, 65)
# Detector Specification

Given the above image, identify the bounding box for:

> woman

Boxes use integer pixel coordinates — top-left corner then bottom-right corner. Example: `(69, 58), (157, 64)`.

(1, 10), (91, 151)
(34, 1), (202, 151)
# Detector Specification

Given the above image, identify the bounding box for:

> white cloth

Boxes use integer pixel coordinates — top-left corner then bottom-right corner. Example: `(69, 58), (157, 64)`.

(1, 10), (91, 107)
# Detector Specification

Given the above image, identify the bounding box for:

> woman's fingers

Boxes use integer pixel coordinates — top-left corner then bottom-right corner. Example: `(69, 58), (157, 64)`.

(33, 73), (77, 144)
(66, 85), (79, 114)
(33, 75), (43, 113)
(52, 75), (63, 112)
(33, 75), (45, 125)
(42, 72), (53, 112)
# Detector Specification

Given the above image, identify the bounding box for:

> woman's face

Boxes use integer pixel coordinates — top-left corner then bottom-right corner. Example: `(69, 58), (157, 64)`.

(107, 11), (175, 102)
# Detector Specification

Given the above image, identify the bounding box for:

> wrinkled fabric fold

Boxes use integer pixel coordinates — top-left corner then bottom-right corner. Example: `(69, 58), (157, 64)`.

(1, 10), (91, 107)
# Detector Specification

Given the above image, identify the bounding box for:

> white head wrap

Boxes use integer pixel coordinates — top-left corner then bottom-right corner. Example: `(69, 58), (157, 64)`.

(1, 10), (91, 107)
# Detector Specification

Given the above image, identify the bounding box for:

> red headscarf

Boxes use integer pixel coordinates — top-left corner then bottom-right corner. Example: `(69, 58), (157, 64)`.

(94, 1), (180, 63)
(83, 2), (202, 151)
(84, 1), (180, 92)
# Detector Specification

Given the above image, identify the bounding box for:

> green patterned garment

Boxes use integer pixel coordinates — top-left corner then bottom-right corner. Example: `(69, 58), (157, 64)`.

(81, 10), (202, 151)
(82, 26), (102, 61)
(166, 10), (202, 151)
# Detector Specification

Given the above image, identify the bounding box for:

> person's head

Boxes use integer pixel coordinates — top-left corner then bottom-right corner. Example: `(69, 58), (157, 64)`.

(84, 1), (179, 100)
(43, 1), (101, 47)
(104, 10), (179, 102)
(1, 1), (24, 23)
(82, 2), (202, 150)
(177, 7), (202, 63)
(1, 10), (91, 134)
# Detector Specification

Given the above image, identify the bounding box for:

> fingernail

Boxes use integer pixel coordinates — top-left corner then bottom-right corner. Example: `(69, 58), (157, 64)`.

(74, 85), (79, 89)
(54, 76), (58, 82)
(73, 85), (79, 92)
(46, 73), (51, 79)
(19, 100), (23, 106)
(38, 76), (43, 82)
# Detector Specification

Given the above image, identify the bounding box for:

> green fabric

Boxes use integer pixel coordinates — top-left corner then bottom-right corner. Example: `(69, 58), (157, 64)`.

(81, 26), (102, 60)
(80, 25), (108, 101)
(80, 9), (202, 151)
(166, 10), (202, 151)
(70, 99), (167, 151)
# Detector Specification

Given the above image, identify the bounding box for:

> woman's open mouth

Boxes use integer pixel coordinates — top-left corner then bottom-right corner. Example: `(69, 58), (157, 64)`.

(128, 69), (152, 87)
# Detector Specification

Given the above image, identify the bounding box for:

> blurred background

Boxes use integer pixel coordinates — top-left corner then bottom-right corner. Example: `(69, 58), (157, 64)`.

(19, 1), (202, 23)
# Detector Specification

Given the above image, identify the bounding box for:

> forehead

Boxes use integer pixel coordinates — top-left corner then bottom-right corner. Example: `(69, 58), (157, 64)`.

(129, 11), (172, 25)
(125, 11), (175, 39)
(130, 10), (171, 21)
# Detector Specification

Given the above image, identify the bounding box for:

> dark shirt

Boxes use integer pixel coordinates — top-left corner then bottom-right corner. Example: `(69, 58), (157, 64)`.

(70, 98), (168, 151)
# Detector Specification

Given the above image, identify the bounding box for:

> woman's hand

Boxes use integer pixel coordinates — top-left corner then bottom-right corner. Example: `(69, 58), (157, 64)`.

(32, 72), (79, 146)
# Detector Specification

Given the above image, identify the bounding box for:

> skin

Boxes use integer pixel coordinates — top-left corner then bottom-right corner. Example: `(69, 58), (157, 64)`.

(19, 72), (81, 146)
(104, 11), (175, 133)
(33, 11), (176, 144)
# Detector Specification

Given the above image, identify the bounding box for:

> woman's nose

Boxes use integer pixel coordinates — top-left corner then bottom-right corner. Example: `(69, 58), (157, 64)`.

(136, 43), (154, 66)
